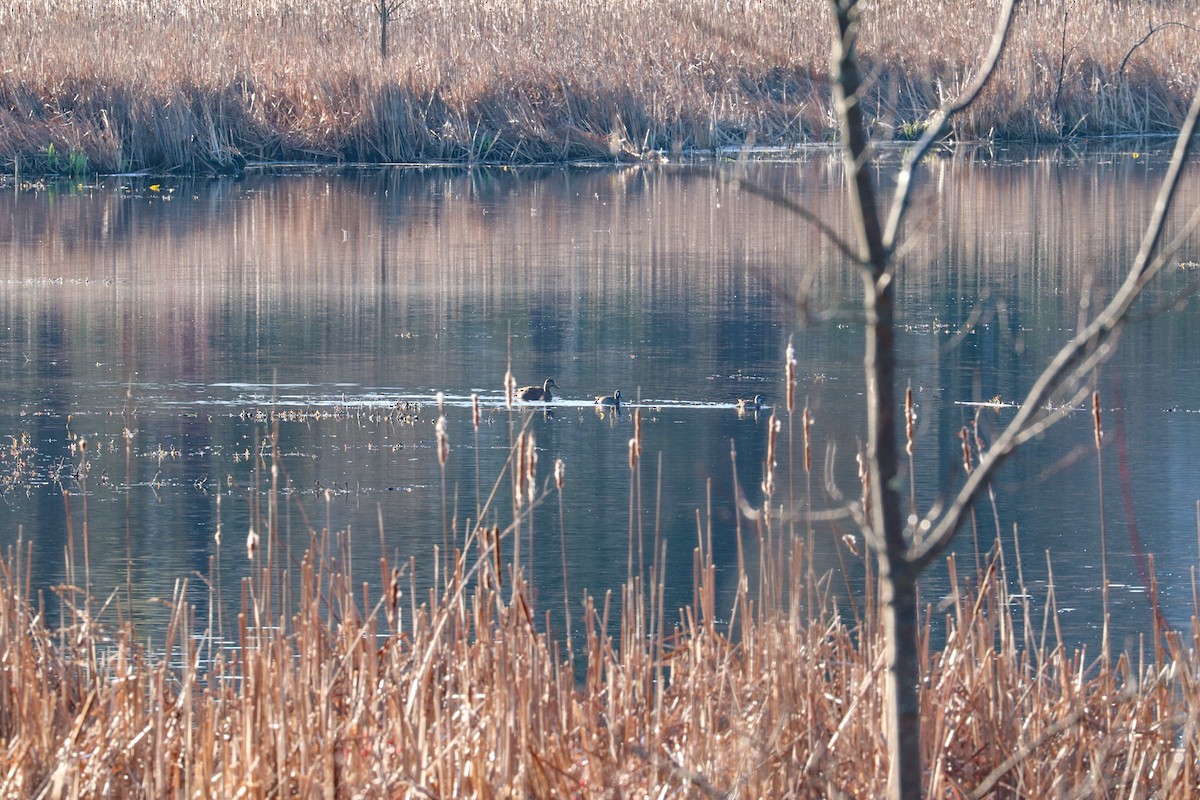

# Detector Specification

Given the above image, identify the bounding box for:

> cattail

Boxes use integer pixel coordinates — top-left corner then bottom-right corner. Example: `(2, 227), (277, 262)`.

(471, 393), (481, 431)
(515, 433), (526, 508)
(785, 338), (798, 414)
(959, 426), (973, 474)
(628, 409), (642, 470)
(246, 526), (259, 561)
(525, 432), (538, 506)
(387, 566), (403, 622)
(490, 525), (503, 588)
(762, 414), (780, 500)
(803, 405), (814, 474)
(504, 368), (516, 409)
(514, 432), (537, 507)
(554, 458), (566, 490)
(905, 385), (916, 456)
(856, 448), (870, 518)
(435, 416), (449, 467)
(1092, 390), (1103, 450)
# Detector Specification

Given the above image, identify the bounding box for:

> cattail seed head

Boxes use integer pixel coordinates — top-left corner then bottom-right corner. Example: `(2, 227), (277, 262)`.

(628, 409), (642, 470)
(959, 426), (973, 474)
(762, 414), (780, 499)
(525, 433), (538, 506)
(905, 385), (916, 456)
(785, 338), (798, 414)
(504, 369), (516, 410)
(435, 416), (450, 467)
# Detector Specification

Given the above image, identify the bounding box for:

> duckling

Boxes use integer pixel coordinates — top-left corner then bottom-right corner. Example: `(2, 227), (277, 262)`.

(595, 389), (622, 409)
(517, 378), (559, 402)
(736, 394), (766, 412)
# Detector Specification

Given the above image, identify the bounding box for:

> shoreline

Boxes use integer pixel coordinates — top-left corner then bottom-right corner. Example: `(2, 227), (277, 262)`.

(3, 0), (1198, 176)
(3, 133), (1191, 188)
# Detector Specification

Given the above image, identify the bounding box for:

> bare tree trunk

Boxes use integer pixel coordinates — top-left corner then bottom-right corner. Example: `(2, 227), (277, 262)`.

(829, 2), (919, 795)
(380, 1), (389, 61)
(819, 0), (1198, 796)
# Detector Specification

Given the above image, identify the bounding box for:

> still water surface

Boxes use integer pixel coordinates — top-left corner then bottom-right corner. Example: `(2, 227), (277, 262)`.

(2, 151), (1199, 651)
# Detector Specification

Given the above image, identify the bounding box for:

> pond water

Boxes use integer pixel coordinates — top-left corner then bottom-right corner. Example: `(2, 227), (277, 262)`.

(1, 149), (1199, 653)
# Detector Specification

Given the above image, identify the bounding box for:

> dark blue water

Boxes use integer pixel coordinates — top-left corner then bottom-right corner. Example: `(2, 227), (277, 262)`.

(1, 153), (1198, 652)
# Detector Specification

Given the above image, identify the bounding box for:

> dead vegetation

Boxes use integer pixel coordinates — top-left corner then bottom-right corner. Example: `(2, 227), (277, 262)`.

(2, 424), (1199, 797)
(1, 0), (1198, 173)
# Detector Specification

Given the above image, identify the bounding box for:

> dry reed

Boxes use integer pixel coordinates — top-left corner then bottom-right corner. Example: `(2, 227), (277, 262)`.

(1, 0), (1198, 174)
(3, 426), (1200, 797)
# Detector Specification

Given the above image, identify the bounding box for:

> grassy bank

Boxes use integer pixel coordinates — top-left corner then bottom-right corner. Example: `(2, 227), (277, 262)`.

(2, 418), (1199, 798)
(1, 0), (1198, 174)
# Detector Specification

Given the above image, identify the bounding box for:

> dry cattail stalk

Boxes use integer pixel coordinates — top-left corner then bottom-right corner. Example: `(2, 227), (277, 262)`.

(515, 433), (528, 508)
(554, 458), (565, 491)
(785, 338), (797, 414)
(504, 369), (516, 410)
(246, 526), (259, 561)
(856, 448), (870, 519)
(435, 416), (450, 467)
(472, 393), (481, 431)
(628, 409), (642, 470)
(905, 384), (915, 456)
(803, 405), (814, 474)
(490, 525), (502, 588)
(523, 432), (538, 506)
(1092, 390), (1103, 450)
(762, 414), (780, 501)
(959, 426), (973, 474)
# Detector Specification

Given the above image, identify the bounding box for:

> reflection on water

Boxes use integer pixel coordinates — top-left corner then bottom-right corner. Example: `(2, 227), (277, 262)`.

(1, 151), (1198, 650)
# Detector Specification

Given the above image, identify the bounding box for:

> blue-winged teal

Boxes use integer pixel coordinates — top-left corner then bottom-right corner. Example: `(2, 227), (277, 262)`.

(595, 389), (622, 409)
(517, 378), (559, 402)
(736, 394), (766, 412)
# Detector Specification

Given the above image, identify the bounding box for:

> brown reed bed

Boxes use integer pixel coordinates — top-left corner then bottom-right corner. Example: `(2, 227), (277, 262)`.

(3, 427), (1200, 798)
(1, 0), (1198, 175)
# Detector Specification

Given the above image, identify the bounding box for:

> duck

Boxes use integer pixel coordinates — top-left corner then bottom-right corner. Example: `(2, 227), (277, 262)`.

(517, 378), (559, 402)
(595, 390), (622, 409)
(736, 394), (766, 412)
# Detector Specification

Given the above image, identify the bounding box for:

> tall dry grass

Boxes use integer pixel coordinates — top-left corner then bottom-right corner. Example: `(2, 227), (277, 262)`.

(1, 0), (1198, 173)
(3, 412), (1200, 798)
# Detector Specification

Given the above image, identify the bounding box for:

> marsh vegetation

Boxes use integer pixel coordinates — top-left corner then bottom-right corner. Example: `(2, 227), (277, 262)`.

(1, 0), (1199, 173)
(2, 403), (1200, 797)
(4, 0), (1200, 793)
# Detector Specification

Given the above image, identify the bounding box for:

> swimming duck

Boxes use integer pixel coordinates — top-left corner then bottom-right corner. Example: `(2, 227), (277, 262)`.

(736, 394), (766, 412)
(595, 390), (622, 409)
(517, 378), (559, 402)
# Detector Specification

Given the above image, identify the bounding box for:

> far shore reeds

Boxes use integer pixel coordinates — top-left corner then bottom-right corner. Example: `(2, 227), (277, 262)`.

(2, 0), (1199, 175)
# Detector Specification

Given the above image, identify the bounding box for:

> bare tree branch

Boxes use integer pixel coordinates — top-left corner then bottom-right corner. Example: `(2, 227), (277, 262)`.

(1119, 21), (1200, 76)
(910, 85), (1200, 573)
(735, 178), (864, 267)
